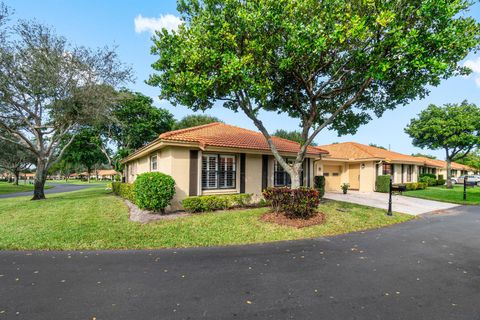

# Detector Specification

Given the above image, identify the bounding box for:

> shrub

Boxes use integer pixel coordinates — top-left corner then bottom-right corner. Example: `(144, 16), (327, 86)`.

(437, 178), (446, 186)
(405, 182), (417, 191)
(263, 187), (320, 219)
(420, 173), (436, 180)
(376, 175), (391, 193)
(314, 176), (325, 198)
(112, 182), (135, 203)
(438, 174), (444, 180)
(182, 194), (252, 213)
(419, 175), (436, 186)
(133, 172), (176, 212)
(417, 182), (428, 189)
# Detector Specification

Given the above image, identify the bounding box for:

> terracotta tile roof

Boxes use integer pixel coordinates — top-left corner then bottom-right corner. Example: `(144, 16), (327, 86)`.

(414, 156), (475, 171)
(316, 142), (424, 164)
(158, 122), (328, 155)
(97, 169), (118, 176)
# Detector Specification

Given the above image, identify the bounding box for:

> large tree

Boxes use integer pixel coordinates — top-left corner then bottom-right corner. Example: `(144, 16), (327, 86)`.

(61, 128), (109, 183)
(149, 0), (479, 188)
(0, 19), (132, 199)
(0, 131), (35, 185)
(405, 101), (480, 187)
(455, 149), (480, 172)
(174, 114), (221, 130)
(109, 91), (175, 152)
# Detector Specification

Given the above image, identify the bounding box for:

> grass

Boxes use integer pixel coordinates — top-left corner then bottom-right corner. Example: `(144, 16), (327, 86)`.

(0, 182), (52, 195)
(0, 187), (413, 250)
(403, 185), (480, 205)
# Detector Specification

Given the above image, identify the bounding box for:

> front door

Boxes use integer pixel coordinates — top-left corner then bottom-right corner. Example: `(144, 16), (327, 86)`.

(349, 164), (360, 190)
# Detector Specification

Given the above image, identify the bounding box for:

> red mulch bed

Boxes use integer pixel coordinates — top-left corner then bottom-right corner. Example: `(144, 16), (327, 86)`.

(260, 211), (326, 228)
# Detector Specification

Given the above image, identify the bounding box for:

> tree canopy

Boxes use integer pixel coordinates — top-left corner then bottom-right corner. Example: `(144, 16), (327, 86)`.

(149, 0), (480, 188)
(174, 114), (221, 130)
(369, 143), (386, 150)
(0, 17), (132, 199)
(405, 101), (480, 186)
(0, 130), (35, 184)
(411, 153), (437, 159)
(273, 129), (317, 146)
(110, 91), (175, 152)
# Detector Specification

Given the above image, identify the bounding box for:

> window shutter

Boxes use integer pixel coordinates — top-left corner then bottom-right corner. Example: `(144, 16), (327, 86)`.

(240, 153), (246, 193)
(189, 150), (198, 196)
(262, 155), (268, 191)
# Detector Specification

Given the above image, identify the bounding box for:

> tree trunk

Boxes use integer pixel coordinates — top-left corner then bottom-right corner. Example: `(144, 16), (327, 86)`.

(446, 159), (453, 189)
(32, 160), (47, 200)
(13, 170), (19, 186)
(290, 163), (303, 189)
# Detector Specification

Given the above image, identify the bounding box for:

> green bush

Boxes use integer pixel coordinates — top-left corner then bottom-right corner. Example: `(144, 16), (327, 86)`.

(314, 176), (325, 198)
(417, 182), (428, 189)
(404, 182), (417, 191)
(436, 178), (446, 186)
(420, 173), (436, 180)
(438, 174), (444, 180)
(182, 194), (252, 213)
(419, 175), (436, 186)
(262, 187), (320, 219)
(133, 172), (176, 212)
(112, 182), (135, 203)
(376, 175), (391, 193)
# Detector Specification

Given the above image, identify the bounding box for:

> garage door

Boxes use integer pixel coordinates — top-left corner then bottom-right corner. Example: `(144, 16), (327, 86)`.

(323, 165), (341, 192)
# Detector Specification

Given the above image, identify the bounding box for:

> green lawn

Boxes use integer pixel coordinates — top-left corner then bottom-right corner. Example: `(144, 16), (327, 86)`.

(46, 179), (111, 185)
(0, 182), (52, 195)
(404, 185), (480, 205)
(0, 187), (413, 250)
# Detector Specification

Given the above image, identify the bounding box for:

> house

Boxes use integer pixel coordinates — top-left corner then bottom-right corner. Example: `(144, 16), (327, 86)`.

(314, 142), (425, 192)
(96, 169), (119, 181)
(121, 123), (328, 209)
(415, 156), (476, 179)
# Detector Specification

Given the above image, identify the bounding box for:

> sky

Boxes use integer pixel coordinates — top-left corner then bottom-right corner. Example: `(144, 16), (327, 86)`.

(4, 0), (480, 159)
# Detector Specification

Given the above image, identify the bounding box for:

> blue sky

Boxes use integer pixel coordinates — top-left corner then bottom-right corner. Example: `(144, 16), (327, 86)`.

(5, 0), (480, 159)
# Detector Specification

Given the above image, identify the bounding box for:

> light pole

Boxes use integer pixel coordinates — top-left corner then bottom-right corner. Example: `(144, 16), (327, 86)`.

(387, 175), (393, 216)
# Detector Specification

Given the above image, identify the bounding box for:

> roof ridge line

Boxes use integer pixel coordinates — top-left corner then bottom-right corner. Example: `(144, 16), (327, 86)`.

(159, 122), (221, 139)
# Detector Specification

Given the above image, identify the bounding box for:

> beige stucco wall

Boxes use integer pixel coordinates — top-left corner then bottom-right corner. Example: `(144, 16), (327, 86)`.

(359, 161), (376, 192)
(245, 153), (262, 197)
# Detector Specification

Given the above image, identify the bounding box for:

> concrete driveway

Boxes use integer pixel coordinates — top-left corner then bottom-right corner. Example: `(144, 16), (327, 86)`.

(325, 191), (459, 215)
(1, 205), (479, 319)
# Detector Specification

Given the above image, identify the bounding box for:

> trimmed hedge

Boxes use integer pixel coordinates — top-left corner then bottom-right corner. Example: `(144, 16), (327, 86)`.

(263, 187), (320, 219)
(420, 173), (436, 179)
(133, 172), (176, 212)
(314, 176), (325, 198)
(403, 182), (428, 191)
(112, 182), (135, 203)
(376, 175), (391, 193)
(182, 194), (252, 213)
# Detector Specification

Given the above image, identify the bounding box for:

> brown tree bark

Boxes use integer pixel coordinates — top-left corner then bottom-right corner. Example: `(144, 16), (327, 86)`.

(32, 159), (47, 200)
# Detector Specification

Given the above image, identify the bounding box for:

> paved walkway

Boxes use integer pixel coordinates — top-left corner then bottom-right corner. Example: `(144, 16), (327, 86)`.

(0, 183), (98, 199)
(0, 206), (479, 319)
(325, 191), (459, 215)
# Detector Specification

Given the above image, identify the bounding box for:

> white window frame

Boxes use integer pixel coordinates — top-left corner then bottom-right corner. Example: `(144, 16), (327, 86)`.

(150, 155), (158, 171)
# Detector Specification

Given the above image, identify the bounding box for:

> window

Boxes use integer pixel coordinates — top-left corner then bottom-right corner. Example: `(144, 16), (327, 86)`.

(274, 159), (292, 187)
(150, 155), (158, 171)
(382, 163), (392, 175)
(202, 154), (236, 189)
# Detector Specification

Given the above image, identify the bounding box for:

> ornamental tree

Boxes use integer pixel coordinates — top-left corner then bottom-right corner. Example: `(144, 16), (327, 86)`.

(405, 101), (480, 188)
(0, 130), (35, 185)
(0, 19), (132, 199)
(149, 0), (479, 188)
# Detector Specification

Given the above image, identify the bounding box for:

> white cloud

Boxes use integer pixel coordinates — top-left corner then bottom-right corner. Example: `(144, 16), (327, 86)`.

(463, 57), (480, 87)
(134, 14), (183, 34)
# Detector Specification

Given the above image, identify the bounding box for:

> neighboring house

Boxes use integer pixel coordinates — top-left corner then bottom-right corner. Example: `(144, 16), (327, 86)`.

(415, 156), (476, 179)
(122, 122), (327, 209)
(96, 169), (119, 181)
(314, 142), (425, 192)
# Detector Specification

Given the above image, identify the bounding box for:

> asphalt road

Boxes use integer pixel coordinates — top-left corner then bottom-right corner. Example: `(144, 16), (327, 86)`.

(0, 183), (97, 199)
(1, 206), (480, 319)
